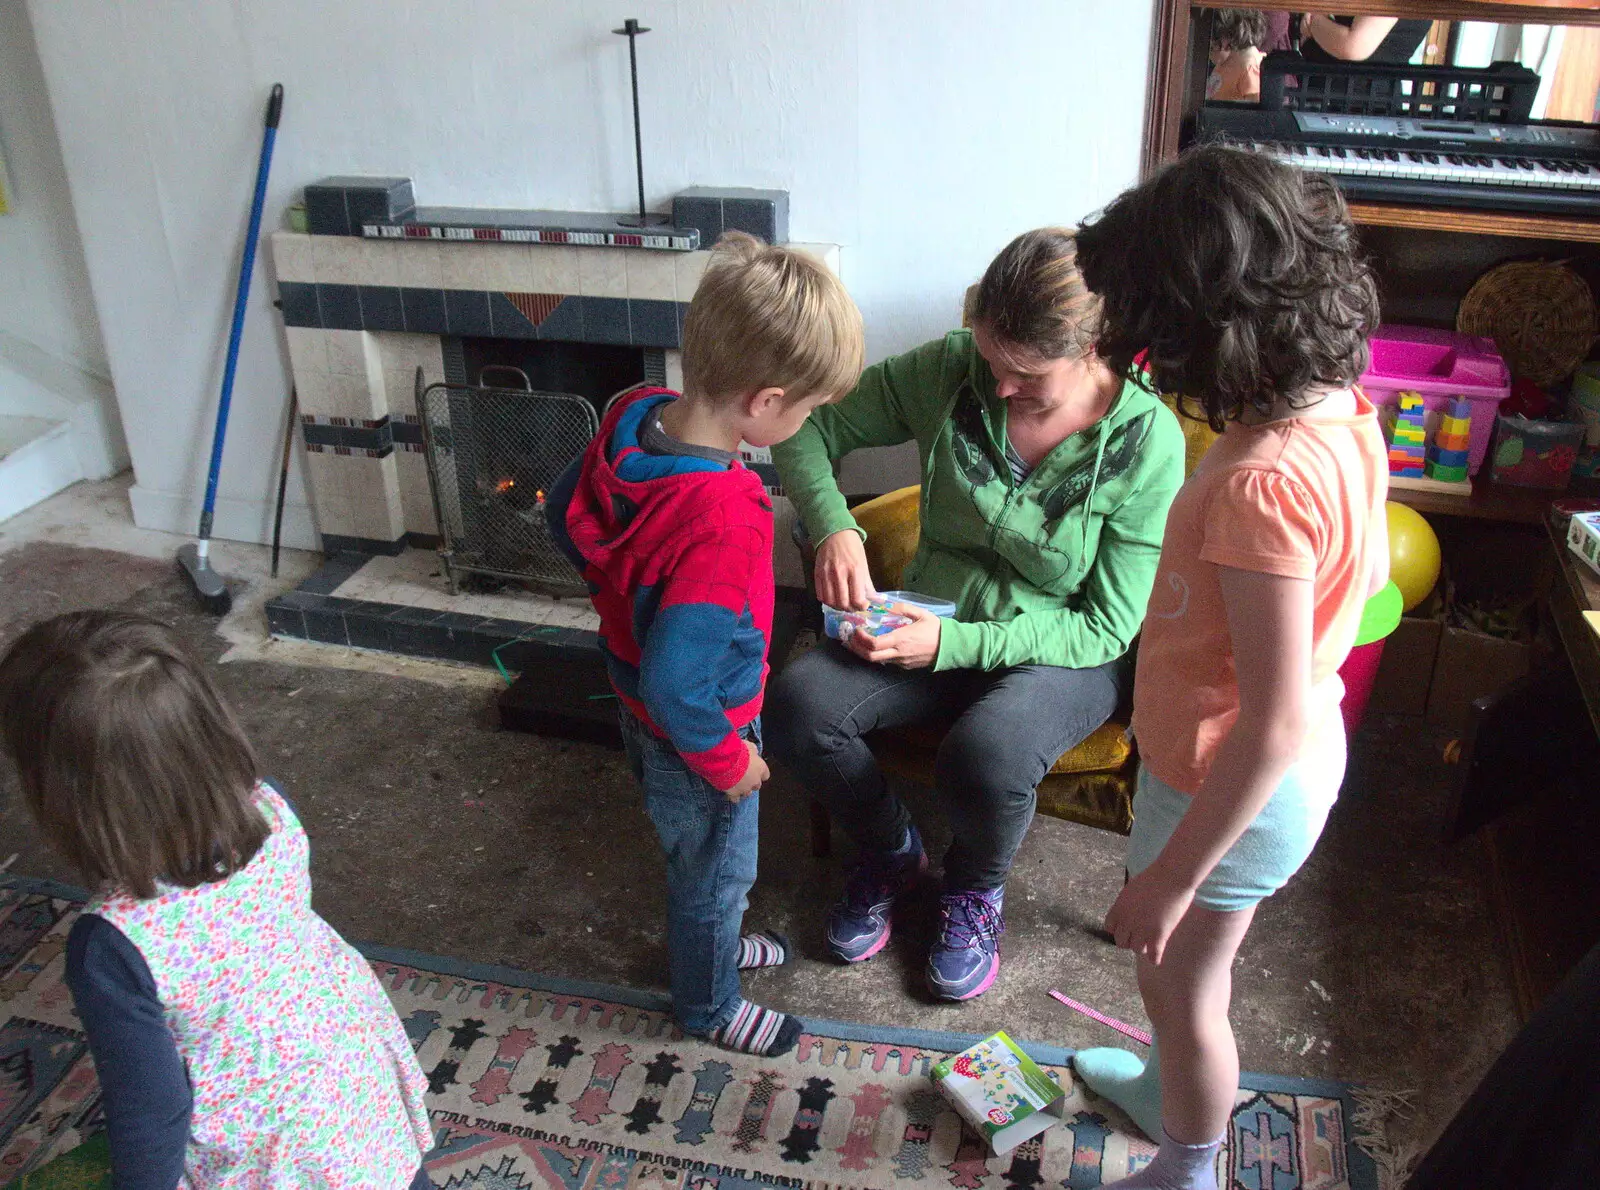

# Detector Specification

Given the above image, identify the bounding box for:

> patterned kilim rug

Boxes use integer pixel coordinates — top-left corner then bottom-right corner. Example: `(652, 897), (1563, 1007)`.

(0, 878), (1376, 1189)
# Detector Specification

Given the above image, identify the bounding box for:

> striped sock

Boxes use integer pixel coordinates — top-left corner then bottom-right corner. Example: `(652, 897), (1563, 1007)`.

(737, 931), (790, 970)
(707, 999), (803, 1057)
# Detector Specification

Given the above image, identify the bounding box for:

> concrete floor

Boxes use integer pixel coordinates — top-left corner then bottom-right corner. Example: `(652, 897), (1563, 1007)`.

(0, 477), (1522, 1165)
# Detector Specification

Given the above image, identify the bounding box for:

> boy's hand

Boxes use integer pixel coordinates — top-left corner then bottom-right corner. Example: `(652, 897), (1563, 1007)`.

(815, 530), (874, 611)
(1104, 863), (1196, 966)
(721, 740), (769, 803)
(848, 604), (940, 669)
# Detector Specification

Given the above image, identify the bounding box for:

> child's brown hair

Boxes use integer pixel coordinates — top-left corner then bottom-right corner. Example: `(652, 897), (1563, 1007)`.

(0, 611), (268, 899)
(680, 231), (864, 405)
(1209, 8), (1269, 53)
(1077, 144), (1379, 431)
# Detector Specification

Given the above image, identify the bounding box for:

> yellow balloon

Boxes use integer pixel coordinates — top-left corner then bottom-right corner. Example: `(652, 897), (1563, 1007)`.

(1386, 501), (1441, 612)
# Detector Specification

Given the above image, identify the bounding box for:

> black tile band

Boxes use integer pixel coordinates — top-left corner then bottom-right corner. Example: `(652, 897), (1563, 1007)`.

(301, 418), (392, 452)
(278, 284), (687, 348)
(266, 583), (601, 667)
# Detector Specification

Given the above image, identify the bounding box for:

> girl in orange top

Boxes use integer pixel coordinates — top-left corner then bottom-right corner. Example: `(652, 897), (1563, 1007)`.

(1071, 146), (1389, 1190)
(1205, 9), (1268, 103)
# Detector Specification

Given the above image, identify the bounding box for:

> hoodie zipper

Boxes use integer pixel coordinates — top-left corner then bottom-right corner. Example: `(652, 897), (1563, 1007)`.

(968, 406), (1022, 618)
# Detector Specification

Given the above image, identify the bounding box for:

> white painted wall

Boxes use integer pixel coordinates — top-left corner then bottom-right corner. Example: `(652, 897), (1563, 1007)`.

(0, 2), (126, 497)
(27, 0), (1154, 546)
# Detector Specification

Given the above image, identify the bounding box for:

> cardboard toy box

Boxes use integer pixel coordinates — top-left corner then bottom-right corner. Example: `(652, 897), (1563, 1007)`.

(1367, 616), (1442, 717)
(1367, 616), (1532, 728)
(931, 1032), (1066, 1155)
(1425, 626), (1531, 731)
(1568, 511), (1600, 578)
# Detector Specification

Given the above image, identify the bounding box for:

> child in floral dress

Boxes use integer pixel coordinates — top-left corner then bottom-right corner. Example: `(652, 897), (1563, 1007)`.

(0, 610), (434, 1189)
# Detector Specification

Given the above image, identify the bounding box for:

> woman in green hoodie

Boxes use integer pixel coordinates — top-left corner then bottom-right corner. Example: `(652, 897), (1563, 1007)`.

(767, 228), (1184, 1001)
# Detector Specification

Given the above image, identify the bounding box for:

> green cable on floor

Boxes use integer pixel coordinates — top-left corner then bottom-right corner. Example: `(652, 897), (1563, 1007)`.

(490, 628), (568, 687)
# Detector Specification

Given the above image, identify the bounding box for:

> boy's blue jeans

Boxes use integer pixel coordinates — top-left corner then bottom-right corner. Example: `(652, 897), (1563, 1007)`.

(619, 709), (760, 1036)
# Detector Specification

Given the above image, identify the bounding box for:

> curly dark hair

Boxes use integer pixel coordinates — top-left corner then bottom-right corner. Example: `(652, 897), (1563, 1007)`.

(1076, 145), (1379, 431)
(1209, 8), (1269, 52)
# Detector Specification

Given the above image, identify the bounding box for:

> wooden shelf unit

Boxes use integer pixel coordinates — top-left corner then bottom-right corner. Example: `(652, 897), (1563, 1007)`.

(1348, 202), (1600, 243)
(1389, 474), (1559, 524)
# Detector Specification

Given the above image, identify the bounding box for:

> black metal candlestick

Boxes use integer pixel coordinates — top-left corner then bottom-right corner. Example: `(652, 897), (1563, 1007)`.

(613, 18), (668, 228)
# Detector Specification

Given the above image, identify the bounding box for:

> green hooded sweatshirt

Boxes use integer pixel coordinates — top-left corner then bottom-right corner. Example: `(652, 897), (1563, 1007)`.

(773, 329), (1185, 672)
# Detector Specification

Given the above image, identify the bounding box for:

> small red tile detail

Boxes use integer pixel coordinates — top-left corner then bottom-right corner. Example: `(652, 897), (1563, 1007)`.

(507, 293), (563, 326)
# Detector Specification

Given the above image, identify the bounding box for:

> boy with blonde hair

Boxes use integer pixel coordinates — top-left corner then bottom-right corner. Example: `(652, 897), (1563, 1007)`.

(546, 232), (863, 1055)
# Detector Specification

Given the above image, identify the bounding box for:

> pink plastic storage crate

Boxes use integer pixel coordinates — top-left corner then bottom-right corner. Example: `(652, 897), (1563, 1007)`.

(1360, 325), (1511, 476)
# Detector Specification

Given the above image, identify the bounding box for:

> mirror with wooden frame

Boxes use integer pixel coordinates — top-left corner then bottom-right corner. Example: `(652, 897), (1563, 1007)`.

(1145, 3), (1600, 175)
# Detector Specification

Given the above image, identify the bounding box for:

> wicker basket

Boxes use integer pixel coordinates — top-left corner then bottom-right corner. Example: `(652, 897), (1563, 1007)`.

(1456, 260), (1597, 387)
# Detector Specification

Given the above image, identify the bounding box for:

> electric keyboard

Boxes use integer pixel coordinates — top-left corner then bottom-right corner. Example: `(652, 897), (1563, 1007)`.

(1195, 107), (1600, 219)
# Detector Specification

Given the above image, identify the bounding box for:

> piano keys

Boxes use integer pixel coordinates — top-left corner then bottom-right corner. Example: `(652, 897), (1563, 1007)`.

(1194, 107), (1600, 219)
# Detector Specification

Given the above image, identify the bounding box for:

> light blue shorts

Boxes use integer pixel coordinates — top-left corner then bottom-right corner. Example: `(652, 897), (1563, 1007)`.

(1125, 740), (1346, 913)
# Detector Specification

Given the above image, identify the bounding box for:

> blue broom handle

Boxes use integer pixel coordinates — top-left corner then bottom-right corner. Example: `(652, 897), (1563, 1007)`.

(199, 83), (283, 542)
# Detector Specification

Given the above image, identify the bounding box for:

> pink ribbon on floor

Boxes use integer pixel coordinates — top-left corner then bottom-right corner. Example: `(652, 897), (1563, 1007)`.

(1049, 989), (1152, 1046)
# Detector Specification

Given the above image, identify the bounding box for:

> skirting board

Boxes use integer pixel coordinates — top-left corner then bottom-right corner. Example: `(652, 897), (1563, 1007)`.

(0, 420), (80, 525)
(129, 484), (319, 551)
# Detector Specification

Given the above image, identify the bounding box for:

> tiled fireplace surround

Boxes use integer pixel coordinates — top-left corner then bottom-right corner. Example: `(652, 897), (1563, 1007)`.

(271, 232), (838, 555)
(267, 182), (835, 669)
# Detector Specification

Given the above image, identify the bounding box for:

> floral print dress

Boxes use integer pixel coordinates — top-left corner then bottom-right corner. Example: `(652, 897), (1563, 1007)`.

(86, 784), (432, 1187)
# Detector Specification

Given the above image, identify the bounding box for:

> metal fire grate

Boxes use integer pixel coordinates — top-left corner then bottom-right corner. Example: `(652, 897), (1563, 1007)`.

(415, 365), (599, 597)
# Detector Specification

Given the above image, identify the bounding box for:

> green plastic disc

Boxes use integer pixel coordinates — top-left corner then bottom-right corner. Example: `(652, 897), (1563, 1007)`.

(1355, 579), (1404, 646)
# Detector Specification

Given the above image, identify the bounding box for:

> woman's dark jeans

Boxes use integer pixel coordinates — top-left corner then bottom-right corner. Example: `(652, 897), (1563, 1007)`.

(766, 641), (1126, 889)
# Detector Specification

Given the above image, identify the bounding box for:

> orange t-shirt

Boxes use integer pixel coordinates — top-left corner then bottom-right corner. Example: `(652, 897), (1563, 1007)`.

(1131, 391), (1388, 794)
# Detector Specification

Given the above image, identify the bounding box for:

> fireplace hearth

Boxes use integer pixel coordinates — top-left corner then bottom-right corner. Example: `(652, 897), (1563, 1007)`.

(266, 177), (827, 666)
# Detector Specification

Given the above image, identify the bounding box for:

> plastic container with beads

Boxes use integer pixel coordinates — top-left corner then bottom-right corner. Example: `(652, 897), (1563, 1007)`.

(1360, 325), (1511, 476)
(822, 590), (957, 643)
(1490, 415), (1585, 490)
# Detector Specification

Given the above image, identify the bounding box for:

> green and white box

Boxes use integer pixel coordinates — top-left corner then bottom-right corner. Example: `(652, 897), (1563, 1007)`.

(1569, 511), (1600, 578)
(931, 1031), (1066, 1154)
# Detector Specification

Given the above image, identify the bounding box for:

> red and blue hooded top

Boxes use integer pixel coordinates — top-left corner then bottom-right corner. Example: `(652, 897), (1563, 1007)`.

(545, 388), (773, 789)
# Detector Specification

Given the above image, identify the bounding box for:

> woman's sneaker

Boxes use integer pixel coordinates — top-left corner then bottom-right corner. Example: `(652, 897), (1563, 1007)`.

(926, 887), (1004, 1000)
(825, 825), (927, 963)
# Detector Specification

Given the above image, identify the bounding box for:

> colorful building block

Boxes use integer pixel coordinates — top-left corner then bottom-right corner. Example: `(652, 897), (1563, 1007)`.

(1421, 395), (1473, 485)
(1389, 391), (1430, 477)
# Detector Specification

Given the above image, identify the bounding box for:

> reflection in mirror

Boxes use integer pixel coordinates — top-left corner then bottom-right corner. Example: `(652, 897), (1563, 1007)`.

(1197, 11), (1598, 121)
(1182, 10), (1600, 220)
